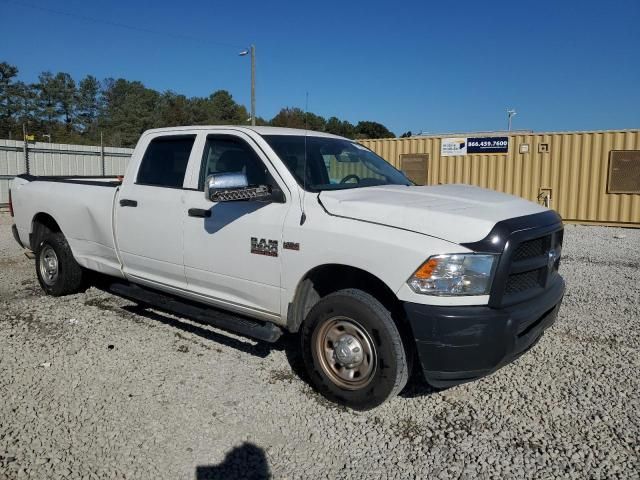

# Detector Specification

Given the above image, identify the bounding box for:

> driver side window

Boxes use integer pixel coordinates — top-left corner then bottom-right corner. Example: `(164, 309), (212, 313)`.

(199, 135), (269, 189)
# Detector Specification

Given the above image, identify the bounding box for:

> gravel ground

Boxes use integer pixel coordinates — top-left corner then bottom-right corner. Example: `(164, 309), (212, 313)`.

(0, 212), (638, 479)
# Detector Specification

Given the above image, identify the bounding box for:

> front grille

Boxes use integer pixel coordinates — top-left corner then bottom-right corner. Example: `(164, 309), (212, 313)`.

(462, 211), (565, 308)
(505, 268), (544, 294)
(512, 236), (551, 260)
(499, 228), (564, 305)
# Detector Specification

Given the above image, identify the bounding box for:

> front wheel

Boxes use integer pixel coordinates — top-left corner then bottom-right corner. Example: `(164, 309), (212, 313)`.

(301, 288), (409, 410)
(35, 232), (84, 296)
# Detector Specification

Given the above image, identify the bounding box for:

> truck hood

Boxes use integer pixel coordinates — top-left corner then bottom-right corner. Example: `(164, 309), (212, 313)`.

(318, 184), (548, 244)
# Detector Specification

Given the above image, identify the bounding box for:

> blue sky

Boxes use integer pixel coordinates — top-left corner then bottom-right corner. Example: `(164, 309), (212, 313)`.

(1, 0), (638, 135)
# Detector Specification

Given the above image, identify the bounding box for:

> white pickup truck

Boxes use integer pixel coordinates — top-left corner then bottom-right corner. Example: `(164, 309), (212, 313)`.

(10, 126), (565, 409)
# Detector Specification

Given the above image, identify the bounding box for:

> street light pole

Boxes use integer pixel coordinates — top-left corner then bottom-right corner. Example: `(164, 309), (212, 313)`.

(239, 44), (256, 126)
(507, 109), (517, 131)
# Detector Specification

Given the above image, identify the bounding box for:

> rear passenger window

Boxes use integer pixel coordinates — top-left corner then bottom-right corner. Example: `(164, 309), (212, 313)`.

(137, 135), (196, 188)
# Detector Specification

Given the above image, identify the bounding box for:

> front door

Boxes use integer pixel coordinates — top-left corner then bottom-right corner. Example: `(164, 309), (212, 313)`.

(182, 132), (290, 319)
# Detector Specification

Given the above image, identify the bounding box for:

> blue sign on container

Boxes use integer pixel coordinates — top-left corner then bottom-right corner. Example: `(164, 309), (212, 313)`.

(467, 137), (509, 154)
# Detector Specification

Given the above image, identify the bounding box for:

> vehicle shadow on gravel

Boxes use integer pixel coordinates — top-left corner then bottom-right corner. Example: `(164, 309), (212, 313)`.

(91, 279), (437, 399)
(195, 442), (271, 479)
(89, 277), (290, 359)
(124, 305), (437, 399)
(121, 304), (285, 359)
(398, 369), (440, 399)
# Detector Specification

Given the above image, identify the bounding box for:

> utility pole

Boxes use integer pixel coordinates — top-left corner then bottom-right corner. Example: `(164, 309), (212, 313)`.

(22, 123), (29, 175)
(100, 131), (105, 176)
(251, 44), (256, 126)
(239, 45), (256, 126)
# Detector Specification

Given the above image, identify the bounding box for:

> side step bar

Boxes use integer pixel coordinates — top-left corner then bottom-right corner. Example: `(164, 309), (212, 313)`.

(108, 282), (283, 343)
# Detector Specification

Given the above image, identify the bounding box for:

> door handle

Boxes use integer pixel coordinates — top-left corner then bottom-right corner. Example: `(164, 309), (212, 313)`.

(188, 208), (211, 218)
(119, 199), (138, 207)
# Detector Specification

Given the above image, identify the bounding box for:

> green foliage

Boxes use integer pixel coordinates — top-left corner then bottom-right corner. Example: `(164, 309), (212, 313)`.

(76, 75), (102, 136)
(37, 71), (57, 128)
(270, 107), (327, 132)
(325, 116), (356, 138)
(0, 61), (396, 146)
(269, 107), (305, 129)
(12, 81), (38, 124)
(400, 131), (412, 138)
(52, 72), (76, 128)
(354, 121), (395, 139)
(102, 79), (160, 146)
(0, 62), (19, 126)
(209, 90), (248, 123)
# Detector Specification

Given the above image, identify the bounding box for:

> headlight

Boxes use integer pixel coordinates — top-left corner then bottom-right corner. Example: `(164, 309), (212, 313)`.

(407, 254), (497, 296)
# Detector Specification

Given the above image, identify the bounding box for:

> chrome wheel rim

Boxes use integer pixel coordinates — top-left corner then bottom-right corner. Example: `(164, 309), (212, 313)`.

(315, 316), (377, 390)
(39, 245), (59, 286)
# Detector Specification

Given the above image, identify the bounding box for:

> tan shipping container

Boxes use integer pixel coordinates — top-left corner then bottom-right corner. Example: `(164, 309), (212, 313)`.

(360, 129), (640, 227)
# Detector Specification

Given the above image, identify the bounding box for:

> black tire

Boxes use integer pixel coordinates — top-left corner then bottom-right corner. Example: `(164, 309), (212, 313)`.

(301, 288), (409, 410)
(35, 232), (84, 296)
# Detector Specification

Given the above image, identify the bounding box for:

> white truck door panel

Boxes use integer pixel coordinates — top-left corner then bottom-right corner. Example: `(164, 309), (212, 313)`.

(115, 134), (197, 289)
(182, 133), (290, 319)
(183, 201), (287, 317)
(116, 184), (186, 287)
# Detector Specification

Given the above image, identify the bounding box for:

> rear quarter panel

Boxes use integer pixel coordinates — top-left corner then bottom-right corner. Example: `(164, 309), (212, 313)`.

(11, 177), (123, 277)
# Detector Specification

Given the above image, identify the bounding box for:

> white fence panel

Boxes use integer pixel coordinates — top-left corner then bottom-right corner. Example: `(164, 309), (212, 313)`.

(0, 140), (26, 176)
(0, 139), (133, 205)
(0, 178), (10, 207)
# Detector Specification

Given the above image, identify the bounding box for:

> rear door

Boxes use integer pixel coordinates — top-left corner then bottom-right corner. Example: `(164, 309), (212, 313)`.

(115, 133), (197, 290)
(182, 131), (291, 319)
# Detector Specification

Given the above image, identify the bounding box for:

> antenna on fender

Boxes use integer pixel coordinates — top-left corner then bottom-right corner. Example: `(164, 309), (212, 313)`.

(300, 91), (309, 225)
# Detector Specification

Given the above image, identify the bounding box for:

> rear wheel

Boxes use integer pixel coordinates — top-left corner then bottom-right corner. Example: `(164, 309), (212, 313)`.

(35, 232), (84, 296)
(301, 288), (409, 410)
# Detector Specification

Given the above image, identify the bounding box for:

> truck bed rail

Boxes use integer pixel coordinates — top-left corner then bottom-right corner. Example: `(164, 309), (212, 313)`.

(16, 174), (122, 187)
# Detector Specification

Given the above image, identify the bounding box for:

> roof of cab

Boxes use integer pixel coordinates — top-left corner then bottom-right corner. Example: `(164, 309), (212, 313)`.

(142, 125), (346, 139)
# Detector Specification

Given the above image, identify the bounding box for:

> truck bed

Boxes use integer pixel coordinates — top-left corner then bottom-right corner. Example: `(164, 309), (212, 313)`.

(11, 174), (124, 278)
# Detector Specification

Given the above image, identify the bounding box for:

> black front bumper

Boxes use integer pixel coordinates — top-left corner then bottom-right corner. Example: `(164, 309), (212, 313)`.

(404, 276), (565, 388)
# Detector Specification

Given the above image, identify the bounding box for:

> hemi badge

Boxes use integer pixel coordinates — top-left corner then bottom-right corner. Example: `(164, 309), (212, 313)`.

(283, 242), (300, 251)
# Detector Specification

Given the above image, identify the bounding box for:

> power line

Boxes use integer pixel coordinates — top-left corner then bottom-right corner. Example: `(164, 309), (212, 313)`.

(3, 0), (246, 50)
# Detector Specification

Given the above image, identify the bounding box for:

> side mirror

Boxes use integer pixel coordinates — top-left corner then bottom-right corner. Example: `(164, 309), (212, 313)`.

(204, 173), (273, 202)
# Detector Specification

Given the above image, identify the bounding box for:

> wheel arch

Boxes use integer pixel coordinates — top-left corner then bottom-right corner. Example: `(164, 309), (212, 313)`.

(287, 263), (406, 334)
(30, 212), (63, 251)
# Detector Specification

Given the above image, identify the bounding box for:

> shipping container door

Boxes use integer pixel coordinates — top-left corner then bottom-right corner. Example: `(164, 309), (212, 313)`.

(399, 154), (428, 185)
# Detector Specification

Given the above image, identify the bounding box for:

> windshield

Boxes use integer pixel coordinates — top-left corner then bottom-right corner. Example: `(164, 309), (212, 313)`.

(263, 135), (411, 191)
